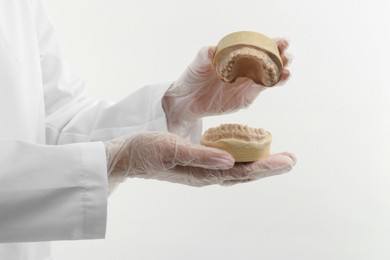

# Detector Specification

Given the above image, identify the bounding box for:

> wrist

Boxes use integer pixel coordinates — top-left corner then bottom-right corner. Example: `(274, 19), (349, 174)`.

(162, 83), (187, 132)
(162, 91), (174, 123)
(162, 83), (202, 140)
(103, 141), (112, 177)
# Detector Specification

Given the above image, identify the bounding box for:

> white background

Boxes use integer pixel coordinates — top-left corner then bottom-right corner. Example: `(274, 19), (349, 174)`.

(43, 0), (390, 259)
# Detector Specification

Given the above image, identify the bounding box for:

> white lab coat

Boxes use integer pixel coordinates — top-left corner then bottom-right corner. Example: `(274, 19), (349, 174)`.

(0, 0), (180, 259)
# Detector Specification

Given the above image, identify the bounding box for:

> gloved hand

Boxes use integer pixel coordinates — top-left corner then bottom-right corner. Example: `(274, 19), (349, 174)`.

(104, 132), (296, 192)
(162, 39), (291, 137)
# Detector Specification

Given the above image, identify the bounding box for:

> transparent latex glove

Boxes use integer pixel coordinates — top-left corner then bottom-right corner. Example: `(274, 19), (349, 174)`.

(162, 39), (291, 136)
(104, 132), (296, 191)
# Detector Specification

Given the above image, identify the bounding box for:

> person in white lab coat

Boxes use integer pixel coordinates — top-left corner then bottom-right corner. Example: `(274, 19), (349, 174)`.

(0, 0), (296, 259)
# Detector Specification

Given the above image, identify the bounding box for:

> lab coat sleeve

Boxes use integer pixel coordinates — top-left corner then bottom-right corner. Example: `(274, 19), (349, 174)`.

(0, 140), (108, 243)
(33, 0), (202, 144)
(36, 3), (203, 143)
(0, 1), (109, 244)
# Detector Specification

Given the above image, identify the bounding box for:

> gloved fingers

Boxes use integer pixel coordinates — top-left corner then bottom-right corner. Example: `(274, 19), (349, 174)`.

(269, 151), (297, 165)
(275, 38), (289, 55)
(281, 54), (289, 67)
(247, 153), (296, 177)
(174, 140), (235, 170)
(279, 69), (291, 83)
(159, 151), (296, 187)
(272, 38), (292, 85)
(208, 45), (217, 60)
(220, 152), (297, 185)
(279, 51), (291, 83)
(275, 38), (291, 67)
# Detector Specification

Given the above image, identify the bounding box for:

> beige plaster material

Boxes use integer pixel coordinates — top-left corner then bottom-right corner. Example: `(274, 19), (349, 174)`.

(213, 31), (283, 87)
(200, 124), (272, 162)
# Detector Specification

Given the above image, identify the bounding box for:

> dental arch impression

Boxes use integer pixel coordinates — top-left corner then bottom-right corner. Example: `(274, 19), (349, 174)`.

(213, 31), (283, 87)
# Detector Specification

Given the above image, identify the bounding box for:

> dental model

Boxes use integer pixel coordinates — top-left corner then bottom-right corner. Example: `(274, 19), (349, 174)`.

(213, 31), (283, 87)
(200, 124), (272, 162)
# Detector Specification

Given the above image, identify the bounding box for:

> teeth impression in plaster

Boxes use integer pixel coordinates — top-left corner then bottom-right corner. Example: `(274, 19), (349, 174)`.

(213, 31), (283, 87)
(200, 124), (272, 162)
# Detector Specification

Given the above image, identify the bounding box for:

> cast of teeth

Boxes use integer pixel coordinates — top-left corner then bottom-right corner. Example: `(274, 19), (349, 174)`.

(203, 123), (270, 143)
(216, 47), (279, 86)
